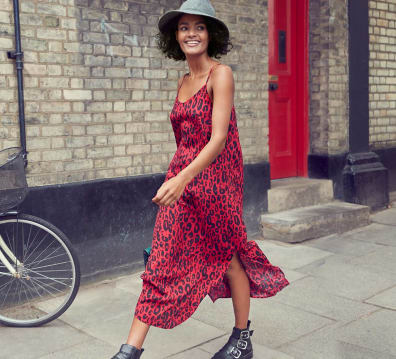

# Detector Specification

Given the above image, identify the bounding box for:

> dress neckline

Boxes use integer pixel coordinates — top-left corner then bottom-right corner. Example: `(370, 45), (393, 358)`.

(176, 62), (221, 105)
(176, 83), (208, 104)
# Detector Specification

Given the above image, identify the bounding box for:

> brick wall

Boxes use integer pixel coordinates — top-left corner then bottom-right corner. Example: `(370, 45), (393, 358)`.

(369, 0), (396, 149)
(309, 0), (349, 155)
(0, 0), (268, 187)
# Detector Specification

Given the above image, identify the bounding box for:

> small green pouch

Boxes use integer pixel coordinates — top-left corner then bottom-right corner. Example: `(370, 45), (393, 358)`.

(143, 246), (151, 267)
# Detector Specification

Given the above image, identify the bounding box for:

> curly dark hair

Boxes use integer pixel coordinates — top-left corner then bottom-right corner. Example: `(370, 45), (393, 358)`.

(156, 15), (233, 61)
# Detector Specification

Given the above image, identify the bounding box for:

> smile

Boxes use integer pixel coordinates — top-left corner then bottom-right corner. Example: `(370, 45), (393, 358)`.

(185, 41), (200, 46)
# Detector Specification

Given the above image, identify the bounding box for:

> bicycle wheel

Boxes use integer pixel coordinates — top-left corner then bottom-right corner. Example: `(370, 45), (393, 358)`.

(0, 213), (80, 327)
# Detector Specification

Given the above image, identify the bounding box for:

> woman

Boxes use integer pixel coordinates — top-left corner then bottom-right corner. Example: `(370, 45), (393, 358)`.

(111, 1), (289, 358)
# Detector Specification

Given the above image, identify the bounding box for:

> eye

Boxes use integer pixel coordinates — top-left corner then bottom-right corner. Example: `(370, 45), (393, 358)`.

(179, 25), (188, 31)
(197, 25), (206, 31)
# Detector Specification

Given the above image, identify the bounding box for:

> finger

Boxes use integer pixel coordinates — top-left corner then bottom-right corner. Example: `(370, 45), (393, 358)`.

(165, 192), (177, 206)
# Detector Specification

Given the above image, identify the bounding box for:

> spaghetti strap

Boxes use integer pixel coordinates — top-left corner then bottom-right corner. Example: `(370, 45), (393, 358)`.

(205, 62), (222, 84)
(177, 73), (188, 96)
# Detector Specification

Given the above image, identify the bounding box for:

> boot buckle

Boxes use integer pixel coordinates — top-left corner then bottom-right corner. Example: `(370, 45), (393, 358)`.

(240, 330), (250, 340)
(236, 339), (247, 349)
(230, 347), (241, 358)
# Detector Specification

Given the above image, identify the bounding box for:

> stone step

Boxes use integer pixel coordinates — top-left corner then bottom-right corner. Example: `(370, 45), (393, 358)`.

(268, 177), (334, 213)
(261, 201), (370, 243)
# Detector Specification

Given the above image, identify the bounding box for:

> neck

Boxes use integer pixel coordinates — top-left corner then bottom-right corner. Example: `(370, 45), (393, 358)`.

(185, 53), (215, 78)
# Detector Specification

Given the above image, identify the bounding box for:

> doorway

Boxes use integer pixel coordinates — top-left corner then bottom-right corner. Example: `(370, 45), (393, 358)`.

(268, 0), (309, 179)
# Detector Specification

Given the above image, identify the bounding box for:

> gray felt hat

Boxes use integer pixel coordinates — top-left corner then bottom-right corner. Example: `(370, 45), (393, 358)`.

(158, 0), (229, 37)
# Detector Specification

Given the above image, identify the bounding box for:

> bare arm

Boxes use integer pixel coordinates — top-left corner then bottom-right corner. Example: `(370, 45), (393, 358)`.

(152, 65), (234, 206)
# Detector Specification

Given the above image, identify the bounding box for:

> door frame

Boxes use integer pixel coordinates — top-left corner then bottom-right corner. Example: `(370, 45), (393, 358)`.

(268, 0), (309, 178)
(296, 0), (309, 177)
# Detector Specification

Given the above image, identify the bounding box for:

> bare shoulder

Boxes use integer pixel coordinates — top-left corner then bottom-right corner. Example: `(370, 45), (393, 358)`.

(210, 64), (234, 97)
(212, 63), (234, 82)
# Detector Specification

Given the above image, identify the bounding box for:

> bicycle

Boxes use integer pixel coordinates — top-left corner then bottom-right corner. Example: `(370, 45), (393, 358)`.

(0, 147), (81, 327)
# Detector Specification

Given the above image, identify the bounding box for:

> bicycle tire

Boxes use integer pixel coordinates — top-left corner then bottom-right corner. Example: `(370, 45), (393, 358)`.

(0, 214), (80, 327)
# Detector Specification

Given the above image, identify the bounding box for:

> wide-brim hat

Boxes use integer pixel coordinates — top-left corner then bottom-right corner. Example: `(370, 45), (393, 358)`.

(158, 0), (229, 37)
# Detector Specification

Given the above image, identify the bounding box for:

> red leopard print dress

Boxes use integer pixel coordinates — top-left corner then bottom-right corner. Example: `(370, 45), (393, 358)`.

(134, 64), (290, 329)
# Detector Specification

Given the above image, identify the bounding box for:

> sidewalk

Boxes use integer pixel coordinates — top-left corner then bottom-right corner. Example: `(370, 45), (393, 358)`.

(1, 201), (396, 359)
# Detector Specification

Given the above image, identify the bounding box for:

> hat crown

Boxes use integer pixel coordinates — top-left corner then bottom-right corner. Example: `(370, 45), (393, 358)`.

(179, 0), (216, 17)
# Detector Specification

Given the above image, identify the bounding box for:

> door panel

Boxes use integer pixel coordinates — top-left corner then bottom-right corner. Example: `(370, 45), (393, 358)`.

(268, 0), (308, 179)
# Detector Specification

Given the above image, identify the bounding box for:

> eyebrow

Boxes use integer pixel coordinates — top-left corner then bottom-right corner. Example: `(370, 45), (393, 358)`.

(178, 21), (206, 26)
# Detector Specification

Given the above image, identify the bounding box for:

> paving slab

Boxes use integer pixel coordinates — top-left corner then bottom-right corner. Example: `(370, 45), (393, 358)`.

(371, 208), (396, 226)
(364, 285), (396, 310)
(37, 338), (118, 359)
(277, 320), (396, 359)
(269, 275), (378, 322)
(192, 294), (334, 348)
(255, 239), (333, 270)
(295, 252), (396, 301)
(198, 335), (295, 359)
(114, 272), (144, 296)
(278, 268), (309, 283)
(166, 347), (212, 359)
(0, 322), (95, 359)
(36, 281), (140, 334)
(347, 245), (396, 275)
(301, 232), (386, 256)
(142, 319), (226, 359)
(334, 309), (396, 356)
(341, 223), (396, 247)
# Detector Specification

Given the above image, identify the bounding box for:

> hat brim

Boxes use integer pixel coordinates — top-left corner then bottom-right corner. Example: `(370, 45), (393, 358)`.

(158, 10), (229, 37)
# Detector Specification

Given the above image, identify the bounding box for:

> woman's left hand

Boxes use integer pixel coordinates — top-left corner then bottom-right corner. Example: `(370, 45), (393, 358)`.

(152, 174), (189, 207)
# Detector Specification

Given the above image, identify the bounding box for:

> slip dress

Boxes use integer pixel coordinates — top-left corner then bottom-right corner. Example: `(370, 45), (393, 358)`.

(134, 63), (290, 329)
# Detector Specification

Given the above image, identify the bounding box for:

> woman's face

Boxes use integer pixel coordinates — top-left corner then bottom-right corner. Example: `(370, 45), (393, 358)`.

(176, 14), (210, 57)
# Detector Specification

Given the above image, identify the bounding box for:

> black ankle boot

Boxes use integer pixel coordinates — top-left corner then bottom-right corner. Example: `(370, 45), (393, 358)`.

(211, 320), (254, 359)
(111, 344), (144, 359)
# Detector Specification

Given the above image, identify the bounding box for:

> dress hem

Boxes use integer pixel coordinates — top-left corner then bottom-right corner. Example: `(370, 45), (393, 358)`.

(134, 244), (290, 329)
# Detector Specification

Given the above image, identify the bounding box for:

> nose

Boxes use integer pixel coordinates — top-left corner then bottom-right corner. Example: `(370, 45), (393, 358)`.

(187, 28), (197, 37)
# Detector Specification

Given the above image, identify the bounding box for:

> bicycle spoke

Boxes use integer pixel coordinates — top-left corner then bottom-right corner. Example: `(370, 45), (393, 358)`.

(32, 269), (71, 272)
(0, 279), (15, 308)
(23, 223), (34, 263)
(25, 276), (45, 302)
(27, 268), (72, 288)
(29, 260), (71, 271)
(27, 246), (62, 268)
(30, 276), (71, 289)
(23, 226), (41, 261)
(28, 252), (66, 269)
(23, 232), (49, 264)
(0, 278), (15, 292)
(16, 278), (23, 307)
(19, 278), (39, 303)
(0, 272), (13, 277)
(29, 277), (65, 296)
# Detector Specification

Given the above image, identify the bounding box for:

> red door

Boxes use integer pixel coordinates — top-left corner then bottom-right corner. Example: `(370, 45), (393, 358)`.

(268, 0), (309, 179)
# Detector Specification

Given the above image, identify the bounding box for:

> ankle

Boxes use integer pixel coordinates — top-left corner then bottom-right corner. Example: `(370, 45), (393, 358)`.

(231, 320), (253, 340)
(125, 343), (142, 350)
(234, 322), (248, 330)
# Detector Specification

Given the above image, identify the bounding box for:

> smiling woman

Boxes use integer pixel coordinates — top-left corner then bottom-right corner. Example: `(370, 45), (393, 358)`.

(110, 1), (290, 359)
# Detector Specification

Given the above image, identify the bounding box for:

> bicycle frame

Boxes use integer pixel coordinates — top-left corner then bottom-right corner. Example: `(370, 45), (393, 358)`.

(0, 211), (23, 278)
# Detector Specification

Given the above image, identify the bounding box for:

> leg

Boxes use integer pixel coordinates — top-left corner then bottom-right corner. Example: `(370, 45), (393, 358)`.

(126, 316), (150, 349)
(210, 253), (254, 358)
(110, 316), (150, 358)
(225, 252), (251, 329)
